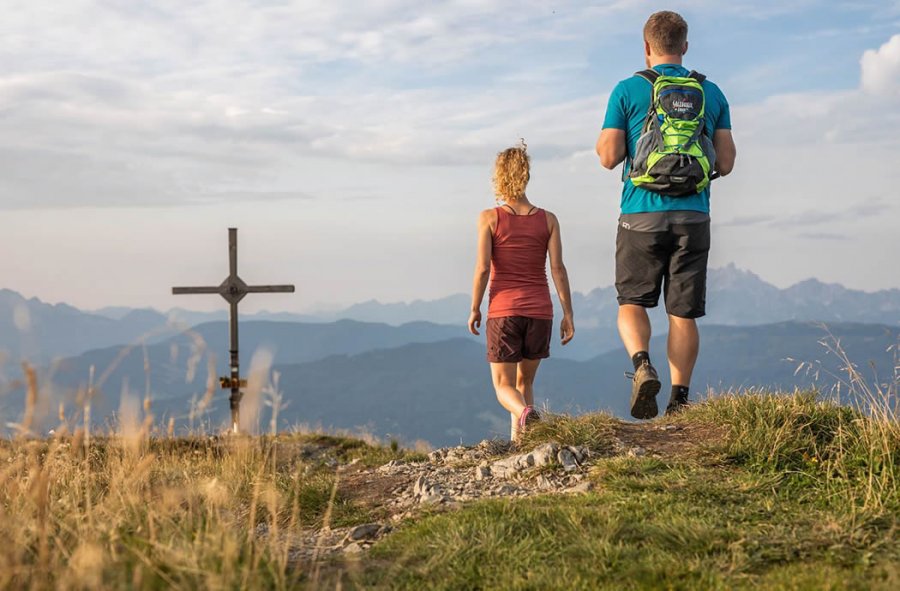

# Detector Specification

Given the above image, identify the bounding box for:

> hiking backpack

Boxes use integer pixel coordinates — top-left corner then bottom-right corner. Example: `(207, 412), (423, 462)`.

(628, 69), (718, 197)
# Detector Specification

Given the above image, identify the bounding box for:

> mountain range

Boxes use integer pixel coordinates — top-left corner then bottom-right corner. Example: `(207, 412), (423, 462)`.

(3, 319), (895, 447)
(3, 265), (899, 364)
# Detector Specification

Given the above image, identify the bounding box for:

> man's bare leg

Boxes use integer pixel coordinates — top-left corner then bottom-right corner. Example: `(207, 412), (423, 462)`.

(618, 304), (651, 356)
(667, 315), (699, 387)
(491, 363), (528, 440)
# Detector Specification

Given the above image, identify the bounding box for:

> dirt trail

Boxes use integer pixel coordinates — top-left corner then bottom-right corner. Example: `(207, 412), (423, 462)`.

(297, 419), (724, 561)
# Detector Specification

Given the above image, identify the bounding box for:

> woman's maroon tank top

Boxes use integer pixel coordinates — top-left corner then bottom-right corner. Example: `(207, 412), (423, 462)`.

(488, 207), (553, 319)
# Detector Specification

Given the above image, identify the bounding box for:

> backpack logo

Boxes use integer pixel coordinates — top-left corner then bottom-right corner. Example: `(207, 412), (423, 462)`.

(627, 70), (717, 197)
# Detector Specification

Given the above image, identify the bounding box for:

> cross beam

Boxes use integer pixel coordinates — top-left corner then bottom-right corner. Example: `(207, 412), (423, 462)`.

(173, 228), (294, 433)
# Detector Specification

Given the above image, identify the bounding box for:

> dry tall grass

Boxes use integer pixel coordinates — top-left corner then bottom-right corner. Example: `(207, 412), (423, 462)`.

(0, 355), (409, 590)
(2, 429), (300, 589)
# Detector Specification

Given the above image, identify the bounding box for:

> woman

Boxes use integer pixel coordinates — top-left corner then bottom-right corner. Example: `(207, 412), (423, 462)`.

(468, 144), (575, 441)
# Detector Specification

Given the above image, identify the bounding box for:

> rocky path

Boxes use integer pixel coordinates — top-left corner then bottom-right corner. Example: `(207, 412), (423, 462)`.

(295, 419), (717, 561)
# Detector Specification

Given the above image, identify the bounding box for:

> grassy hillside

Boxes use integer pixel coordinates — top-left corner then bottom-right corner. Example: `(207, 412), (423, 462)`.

(363, 393), (900, 590)
(1, 385), (898, 589)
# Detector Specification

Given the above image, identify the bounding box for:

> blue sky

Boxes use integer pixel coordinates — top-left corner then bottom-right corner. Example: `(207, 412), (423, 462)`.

(0, 0), (898, 312)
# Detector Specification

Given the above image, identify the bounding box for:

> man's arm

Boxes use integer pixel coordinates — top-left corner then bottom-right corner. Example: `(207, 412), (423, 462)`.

(596, 128), (627, 170)
(713, 129), (736, 176)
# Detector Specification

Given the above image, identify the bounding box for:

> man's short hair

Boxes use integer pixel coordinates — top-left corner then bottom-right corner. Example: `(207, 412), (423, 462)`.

(643, 11), (688, 55)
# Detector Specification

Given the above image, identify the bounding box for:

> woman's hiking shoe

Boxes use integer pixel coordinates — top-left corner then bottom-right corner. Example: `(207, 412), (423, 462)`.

(665, 392), (690, 416)
(517, 406), (541, 431)
(626, 362), (661, 420)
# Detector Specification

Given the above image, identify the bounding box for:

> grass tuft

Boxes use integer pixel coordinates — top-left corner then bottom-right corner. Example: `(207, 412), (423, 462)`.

(517, 411), (617, 454)
(679, 390), (900, 512)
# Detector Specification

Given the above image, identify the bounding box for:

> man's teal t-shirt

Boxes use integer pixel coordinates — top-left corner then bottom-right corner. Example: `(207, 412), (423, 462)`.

(602, 64), (731, 214)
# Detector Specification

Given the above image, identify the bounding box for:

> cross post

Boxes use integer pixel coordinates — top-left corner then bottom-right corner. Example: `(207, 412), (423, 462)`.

(173, 228), (295, 433)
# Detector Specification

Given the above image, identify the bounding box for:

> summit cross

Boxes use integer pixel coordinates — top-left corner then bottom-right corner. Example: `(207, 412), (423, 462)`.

(172, 228), (295, 433)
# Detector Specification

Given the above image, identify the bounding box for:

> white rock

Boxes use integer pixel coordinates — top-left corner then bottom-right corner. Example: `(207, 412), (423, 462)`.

(531, 443), (560, 467)
(420, 494), (444, 505)
(489, 456), (519, 479)
(474, 465), (492, 481)
(343, 542), (363, 554)
(413, 475), (430, 496)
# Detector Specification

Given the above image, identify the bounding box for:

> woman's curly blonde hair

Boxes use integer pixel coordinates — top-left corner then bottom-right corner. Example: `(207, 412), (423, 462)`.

(492, 143), (530, 202)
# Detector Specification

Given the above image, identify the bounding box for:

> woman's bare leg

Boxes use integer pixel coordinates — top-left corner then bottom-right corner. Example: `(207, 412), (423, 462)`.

(517, 358), (542, 407)
(491, 362), (528, 440)
(511, 358), (542, 439)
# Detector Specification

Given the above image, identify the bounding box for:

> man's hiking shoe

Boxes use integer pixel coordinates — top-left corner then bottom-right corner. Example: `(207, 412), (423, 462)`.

(518, 406), (541, 431)
(665, 392), (690, 416)
(625, 362), (661, 420)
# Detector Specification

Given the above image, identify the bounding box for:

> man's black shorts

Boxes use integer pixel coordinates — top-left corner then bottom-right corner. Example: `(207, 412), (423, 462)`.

(615, 219), (710, 318)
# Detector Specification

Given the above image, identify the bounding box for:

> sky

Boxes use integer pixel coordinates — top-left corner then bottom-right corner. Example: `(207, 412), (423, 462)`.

(0, 0), (898, 313)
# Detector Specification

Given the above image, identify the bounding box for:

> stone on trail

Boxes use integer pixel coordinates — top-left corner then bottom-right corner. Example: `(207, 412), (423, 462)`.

(535, 475), (554, 490)
(626, 446), (647, 458)
(568, 481), (594, 494)
(346, 523), (382, 542)
(420, 493), (445, 505)
(531, 443), (560, 467)
(474, 463), (492, 481)
(413, 475), (429, 496)
(568, 445), (587, 464)
(558, 448), (578, 472)
(496, 484), (518, 496)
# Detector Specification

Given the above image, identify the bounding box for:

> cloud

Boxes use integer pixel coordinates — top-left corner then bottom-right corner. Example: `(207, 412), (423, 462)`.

(0, 2), (898, 213)
(719, 214), (777, 227)
(775, 201), (889, 228)
(719, 201), (891, 230)
(861, 34), (900, 96)
(798, 232), (851, 241)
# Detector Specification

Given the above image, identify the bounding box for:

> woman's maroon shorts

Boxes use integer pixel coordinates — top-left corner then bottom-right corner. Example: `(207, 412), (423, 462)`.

(486, 316), (552, 363)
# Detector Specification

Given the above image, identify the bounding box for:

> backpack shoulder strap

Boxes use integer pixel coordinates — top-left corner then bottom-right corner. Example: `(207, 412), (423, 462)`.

(688, 70), (706, 84)
(634, 69), (659, 84)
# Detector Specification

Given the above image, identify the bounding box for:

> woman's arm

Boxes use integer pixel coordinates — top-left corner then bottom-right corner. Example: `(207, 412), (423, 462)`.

(546, 212), (575, 345)
(468, 209), (494, 335)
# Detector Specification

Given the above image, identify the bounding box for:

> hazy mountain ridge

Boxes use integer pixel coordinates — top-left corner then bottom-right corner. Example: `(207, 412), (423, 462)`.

(2, 265), (898, 363)
(0, 289), (166, 363)
(4, 321), (895, 447)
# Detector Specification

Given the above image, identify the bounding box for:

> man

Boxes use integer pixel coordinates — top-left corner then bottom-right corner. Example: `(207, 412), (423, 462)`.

(596, 10), (736, 419)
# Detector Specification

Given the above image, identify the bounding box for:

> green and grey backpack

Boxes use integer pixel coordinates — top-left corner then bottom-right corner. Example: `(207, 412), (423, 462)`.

(628, 69), (717, 197)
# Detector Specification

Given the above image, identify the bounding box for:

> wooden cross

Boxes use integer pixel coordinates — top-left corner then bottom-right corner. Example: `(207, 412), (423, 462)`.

(173, 228), (295, 433)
